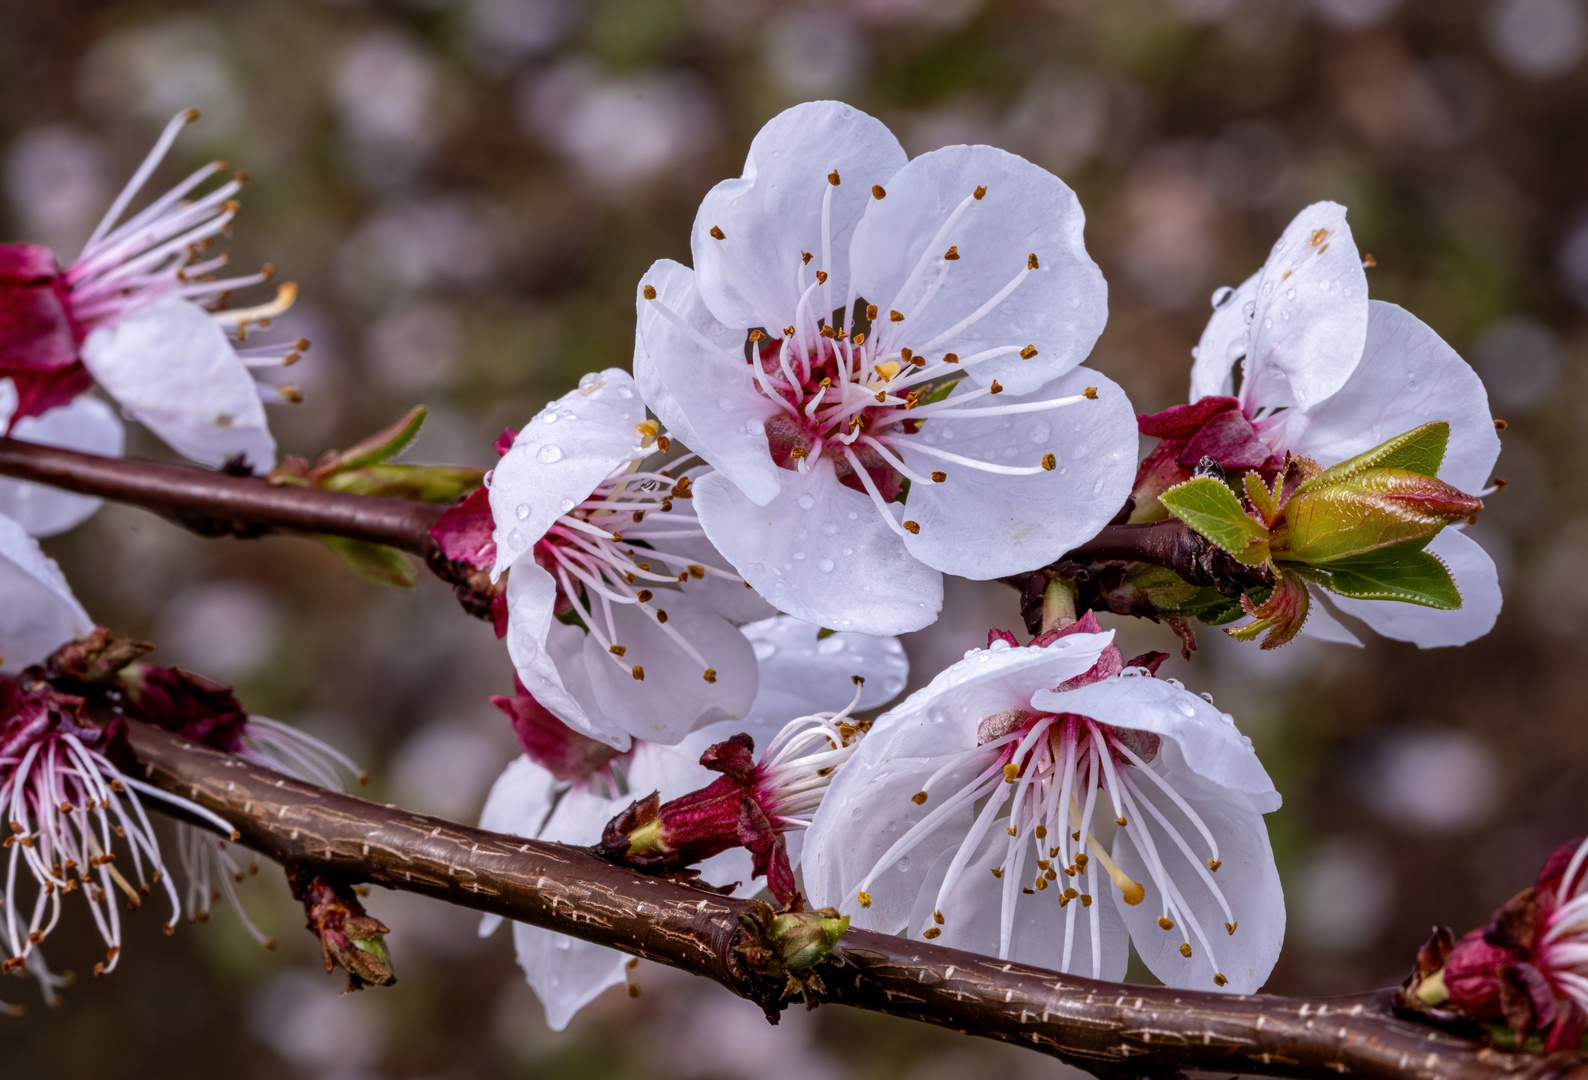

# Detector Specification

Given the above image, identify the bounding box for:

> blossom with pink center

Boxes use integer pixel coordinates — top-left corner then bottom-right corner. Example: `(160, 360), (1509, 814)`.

(1139, 201), (1501, 648)
(1422, 837), (1588, 1050)
(634, 100), (1137, 635)
(477, 368), (771, 750)
(0, 110), (300, 510)
(0, 675), (235, 989)
(804, 617), (1284, 992)
(478, 615), (908, 1030)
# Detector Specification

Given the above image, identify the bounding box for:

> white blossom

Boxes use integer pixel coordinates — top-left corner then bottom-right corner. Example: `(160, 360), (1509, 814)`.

(634, 100), (1136, 635)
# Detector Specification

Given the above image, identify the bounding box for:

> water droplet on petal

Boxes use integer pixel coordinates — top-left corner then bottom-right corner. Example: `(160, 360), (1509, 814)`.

(1242, 300), (1256, 322)
(559, 498), (575, 513)
(1263, 317), (1273, 329)
(897, 857), (911, 872)
(578, 373), (599, 390)
(1029, 422), (1051, 444)
(1200, 692), (1215, 704)
(1210, 285), (1235, 309)
(483, 469), (494, 489)
(1173, 698), (1196, 716)
(515, 503), (530, 520)
(543, 412), (559, 424)
(1285, 288), (1296, 301)
(822, 523), (838, 536)
(798, 494), (816, 510)
(507, 529), (526, 550)
(1319, 279), (1332, 292)
(818, 557), (835, 573)
(537, 444), (564, 464)
(617, 385), (634, 398)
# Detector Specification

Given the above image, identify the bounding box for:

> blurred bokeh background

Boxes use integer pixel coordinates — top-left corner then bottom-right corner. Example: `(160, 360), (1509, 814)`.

(3, 0), (1587, 1075)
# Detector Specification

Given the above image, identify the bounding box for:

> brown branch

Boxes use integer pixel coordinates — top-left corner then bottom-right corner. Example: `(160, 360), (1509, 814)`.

(0, 440), (1263, 605)
(0, 437), (444, 552)
(126, 721), (1580, 1080)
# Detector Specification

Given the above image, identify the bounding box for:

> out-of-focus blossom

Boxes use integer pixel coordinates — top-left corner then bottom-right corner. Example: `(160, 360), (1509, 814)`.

(155, 580), (282, 681)
(363, 301), (462, 393)
(4, 127), (110, 256)
(520, 62), (719, 192)
(1118, 146), (1221, 308)
(1293, 841), (1395, 951)
(480, 616), (907, 1030)
(1485, 0), (1588, 79)
(1308, 0), (1402, 29)
(1358, 729), (1500, 834)
(806, 619), (1285, 993)
(636, 100), (1135, 635)
(336, 196), (512, 308)
(1003, 73), (1111, 177)
(762, 13), (864, 98)
(1557, 213), (1588, 311)
(463, 0), (575, 68)
(76, 18), (244, 138)
(1471, 317), (1562, 413)
(330, 30), (450, 185)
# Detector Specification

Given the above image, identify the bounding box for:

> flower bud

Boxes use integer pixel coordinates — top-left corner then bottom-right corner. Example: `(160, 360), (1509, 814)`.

(768, 909), (849, 973)
(1283, 468), (1483, 565)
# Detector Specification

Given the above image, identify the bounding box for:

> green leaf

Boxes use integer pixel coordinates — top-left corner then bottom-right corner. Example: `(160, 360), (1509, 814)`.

(1195, 596), (1248, 626)
(319, 536), (417, 588)
(1283, 467), (1478, 564)
(318, 406), (427, 475)
(1314, 545), (1461, 609)
(321, 464), (486, 504)
(1158, 476), (1271, 565)
(1297, 421), (1449, 492)
(916, 377), (962, 407)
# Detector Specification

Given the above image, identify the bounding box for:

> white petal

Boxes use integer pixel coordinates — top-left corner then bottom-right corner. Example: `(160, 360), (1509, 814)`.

(694, 461), (943, 636)
(742, 615), (909, 721)
(0, 512), (92, 675)
(908, 829), (1129, 980)
(1033, 677), (1280, 814)
(504, 561), (627, 750)
(848, 143), (1106, 396)
(651, 504), (778, 625)
(477, 755), (560, 939)
(1241, 202), (1369, 412)
(1279, 301), (1500, 496)
(511, 923), (628, 1031)
(1113, 776), (1283, 994)
(803, 635), (1113, 931)
(1298, 589), (1364, 646)
(896, 368), (1137, 579)
(81, 296), (275, 471)
(510, 783), (634, 1030)
(0, 389), (125, 536)
(1328, 528), (1500, 648)
(488, 368), (647, 580)
(1189, 274), (1257, 402)
(691, 101), (906, 331)
(577, 590), (758, 745)
(633, 260), (784, 506)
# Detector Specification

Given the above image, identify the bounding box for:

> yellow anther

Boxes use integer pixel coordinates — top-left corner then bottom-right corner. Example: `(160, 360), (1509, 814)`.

(1213, 973), (1228, 987)
(802, 251), (813, 265)
(933, 910), (945, 925)
(990, 380), (1003, 394)
(815, 270), (829, 284)
(749, 329), (765, 341)
(1083, 386), (1098, 399)
(1035, 877), (1048, 891)
(1003, 763), (1020, 783)
(1115, 815), (1127, 827)
(632, 666), (645, 681)
(857, 891), (872, 908)
(609, 644), (627, 657)
(931, 471), (946, 483)
(710, 225), (726, 240)
(1027, 253), (1039, 270)
(943, 245), (959, 261)
(874, 360), (901, 381)
(702, 669), (717, 683)
(943, 352), (959, 363)
(911, 791), (928, 805)
(1158, 916), (1175, 931)
(889, 309), (904, 322)
(1034, 824), (1048, 839)
(902, 520), (920, 534)
(643, 284), (657, 300)
(973, 185), (987, 200)
(1041, 453), (1057, 471)
(1208, 859), (1222, 872)
(1080, 894), (1093, 907)
(990, 866), (1004, 878)
(828, 169), (841, 186)
(1019, 344), (1038, 359)
(872, 184), (887, 199)
(923, 927), (941, 939)
(1180, 943), (1193, 958)
(1226, 921), (1238, 935)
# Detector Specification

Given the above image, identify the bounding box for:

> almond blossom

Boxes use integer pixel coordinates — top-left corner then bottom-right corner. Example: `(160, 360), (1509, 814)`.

(803, 617), (1284, 992)
(634, 100), (1137, 635)
(1137, 202), (1501, 648)
(0, 109), (301, 477)
(478, 615), (907, 1030)
(0, 380), (123, 537)
(457, 368), (771, 750)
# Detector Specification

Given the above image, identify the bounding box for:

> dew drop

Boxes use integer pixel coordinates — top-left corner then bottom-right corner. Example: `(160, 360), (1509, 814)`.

(798, 494), (816, 510)
(841, 546), (854, 556)
(617, 385), (634, 398)
(483, 469), (494, 489)
(537, 444), (564, 464)
(1092, 478), (1104, 495)
(1200, 692), (1215, 704)
(1210, 285), (1235, 309)
(1242, 300), (1256, 322)
(1261, 280), (1274, 296)
(1070, 295), (1081, 308)
(1225, 339), (1244, 361)
(578, 372), (600, 390)
(793, 551), (807, 561)
(1318, 279), (1331, 292)
(1029, 422), (1052, 444)
(553, 935), (574, 950)
(1285, 288), (1296, 301)
(515, 503), (530, 521)
(1263, 317), (1273, 329)
(822, 522), (839, 536)
(898, 857), (912, 872)
(818, 557), (835, 573)
(718, 396), (736, 412)
(746, 418), (766, 436)
(543, 412), (559, 424)
(507, 529), (526, 550)
(559, 498), (575, 513)
(847, 511), (859, 521)
(1173, 698), (1196, 716)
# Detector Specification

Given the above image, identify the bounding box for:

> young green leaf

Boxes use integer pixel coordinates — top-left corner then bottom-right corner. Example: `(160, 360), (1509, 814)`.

(1284, 467), (1481, 565)
(1314, 545), (1461, 609)
(321, 464), (486, 504)
(1295, 421), (1449, 493)
(1158, 476), (1271, 565)
(320, 536), (417, 588)
(317, 406), (428, 476)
